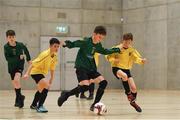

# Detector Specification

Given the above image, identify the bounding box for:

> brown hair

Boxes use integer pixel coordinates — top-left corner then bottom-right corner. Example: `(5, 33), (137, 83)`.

(94, 26), (106, 35)
(6, 30), (15, 37)
(123, 33), (133, 41)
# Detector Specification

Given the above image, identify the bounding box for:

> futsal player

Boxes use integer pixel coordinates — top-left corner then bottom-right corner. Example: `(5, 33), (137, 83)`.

(4, 30), (31, 108)
(106, 33), (147, 112)
(57, 26), (121, 111)
(23, 38), (60, 113)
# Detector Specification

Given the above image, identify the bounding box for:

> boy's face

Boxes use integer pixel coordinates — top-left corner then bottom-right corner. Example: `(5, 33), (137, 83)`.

(122, 39), (132, 49)
(93, 33), (105, 43)
(7, 35), (16, 44)
(50, 43), (60, 53)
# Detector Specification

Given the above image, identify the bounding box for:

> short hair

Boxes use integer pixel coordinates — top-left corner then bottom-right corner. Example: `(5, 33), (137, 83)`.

(123, 33), (133, 41)
(6, 30), (16, 37)
(49, 38), (60, 45)
(94, 26), (106, 35)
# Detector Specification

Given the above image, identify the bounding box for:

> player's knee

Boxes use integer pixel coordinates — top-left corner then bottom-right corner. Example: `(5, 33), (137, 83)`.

(14, 73), (21, 79)
(80, 80), (89, 86)
(99, 80), (108, 90)
(44, 82), (49, 89)
(13, 79), (20, 85)
(122, 74), (128, 81)
(39, 80), (49, 89)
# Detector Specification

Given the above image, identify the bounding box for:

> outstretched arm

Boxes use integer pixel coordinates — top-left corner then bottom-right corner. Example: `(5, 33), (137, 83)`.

(62, 40), (85, 49)
(132, 49), (147, 64)
(96, 43), (121, 55)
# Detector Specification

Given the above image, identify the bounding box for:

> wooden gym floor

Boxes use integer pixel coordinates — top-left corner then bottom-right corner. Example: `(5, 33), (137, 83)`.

(0, 89), (180, 120)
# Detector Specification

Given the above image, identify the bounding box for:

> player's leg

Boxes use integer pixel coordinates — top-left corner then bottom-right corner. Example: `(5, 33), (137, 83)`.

(80, 91), (87, 99)
(90, 75), (108, 111)
(58, 80), (90, 106)
(11, 71), (25, 108)
(128, 77), (142, 112)
(87, 80), (95, 100)
(128, 77), (137, 100)
(31, 74), (49, 113)
(115, 69), (132, 98)
(36, 79), (49, 113)
(58, 68), (90, 107)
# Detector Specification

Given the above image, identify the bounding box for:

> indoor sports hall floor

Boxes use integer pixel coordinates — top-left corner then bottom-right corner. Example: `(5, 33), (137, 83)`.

(1, 89), (180, 120)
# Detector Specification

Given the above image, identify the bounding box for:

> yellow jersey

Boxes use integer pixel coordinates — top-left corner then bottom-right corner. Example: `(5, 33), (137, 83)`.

(30, 49), (58, 75)
(106, 44), (143, 69)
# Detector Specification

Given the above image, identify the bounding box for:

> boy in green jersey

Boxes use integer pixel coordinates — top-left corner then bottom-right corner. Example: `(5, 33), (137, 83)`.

(58, 26), (121, 111)
(4, 30), (31, 108)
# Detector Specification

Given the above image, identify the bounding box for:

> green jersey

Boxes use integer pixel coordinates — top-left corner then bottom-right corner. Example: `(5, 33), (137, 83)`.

(64, 37), (120, 70)
(4, 41), (31, 73)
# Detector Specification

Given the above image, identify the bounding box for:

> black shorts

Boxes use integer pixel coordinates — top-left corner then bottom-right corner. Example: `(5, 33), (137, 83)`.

(112, 67), (132, 79)
(31, 74), (45, 84)
(76, 68), (101, 82)
(9, 69), (23, 80)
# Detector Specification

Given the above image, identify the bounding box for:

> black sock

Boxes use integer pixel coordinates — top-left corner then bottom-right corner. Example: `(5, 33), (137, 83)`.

(38, 89), (48, 107)
(89, 83), (95, 95)
(81, 91), (85, 95)
(32, 91), (40, 106)
(93, 80), (107, 105)
(15, 88), (22, 102)
(122, 81), (131, 95)
(132, 92), (137, 99)
(69, 85), (89, 96)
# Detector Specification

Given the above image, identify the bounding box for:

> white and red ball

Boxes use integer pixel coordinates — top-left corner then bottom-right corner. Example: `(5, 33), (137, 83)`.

(94, 102), (107, 115)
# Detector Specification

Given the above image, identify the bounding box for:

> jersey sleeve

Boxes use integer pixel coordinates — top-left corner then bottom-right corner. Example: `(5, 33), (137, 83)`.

(96, 43), (120, 55)
(22, 43), (31, 61)
(64, 40), (85, 48)
(132, 49), (143, 64)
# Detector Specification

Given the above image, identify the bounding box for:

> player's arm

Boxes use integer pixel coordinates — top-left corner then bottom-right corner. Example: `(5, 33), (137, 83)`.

(4, 46), (15, 62)
(132, 49), (147, 64)
(23, 52), (45, 80)
(49, 59), (57, 84)
(49, 70), (55, 85)
(23, 63), (33, 80)
(22, 43), (31, 64)
(96, 43), (120, 55)
(62, 40), (85, 48)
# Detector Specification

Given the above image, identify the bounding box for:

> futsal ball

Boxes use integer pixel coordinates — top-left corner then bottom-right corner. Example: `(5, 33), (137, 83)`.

(94, 102), (107, 115)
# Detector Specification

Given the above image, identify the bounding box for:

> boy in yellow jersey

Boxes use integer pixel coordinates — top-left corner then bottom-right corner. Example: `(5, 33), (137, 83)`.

(23, 38), (60, 113)
(106, 33), (147, 112)
(76, 53), (100, 100)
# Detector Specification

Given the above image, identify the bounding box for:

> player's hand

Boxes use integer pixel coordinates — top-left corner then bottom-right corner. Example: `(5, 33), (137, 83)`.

(48, 79), (53, 89)
(118, 44), (123, 50)
(60, 40), (66, 47)
(28, 60), (32, 65)
(23, 74), (29, 80)
(118, 44), (126, 52)
(49, 78), (53, 85)
(49, 80), (52, 85)
(20, 54), (24, 60)
(142, 58), (147, 64)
